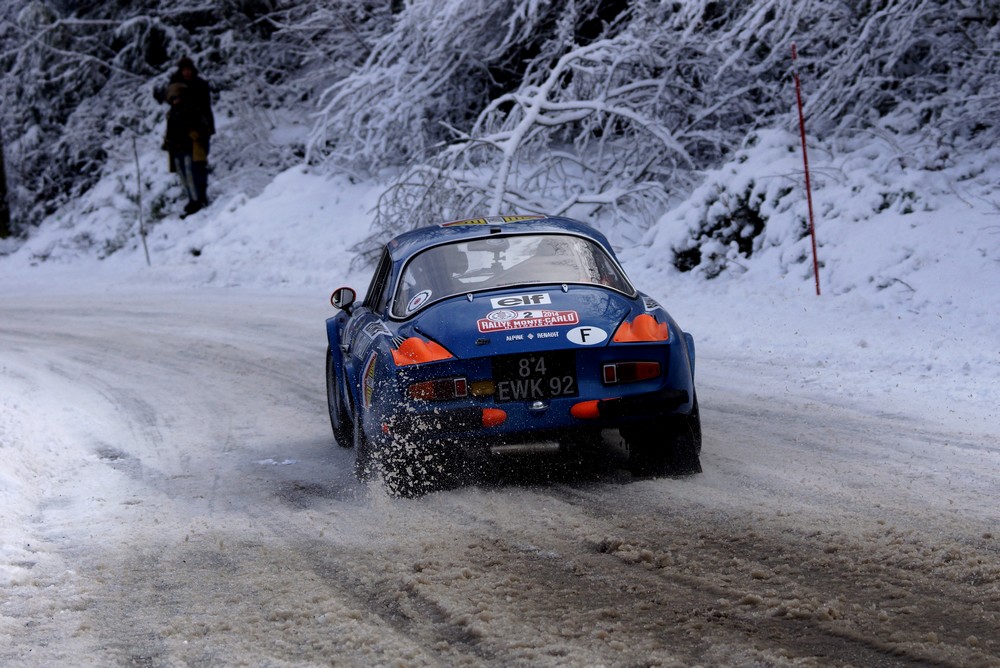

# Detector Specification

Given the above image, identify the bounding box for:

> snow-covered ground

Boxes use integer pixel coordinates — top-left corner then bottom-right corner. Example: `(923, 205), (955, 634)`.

(1, 130), (998, 665)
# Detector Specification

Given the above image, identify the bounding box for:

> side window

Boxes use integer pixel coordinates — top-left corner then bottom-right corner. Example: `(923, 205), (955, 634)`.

(363, 249), (393, 314)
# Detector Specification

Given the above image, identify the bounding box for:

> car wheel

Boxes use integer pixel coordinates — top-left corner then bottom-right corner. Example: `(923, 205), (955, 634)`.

(627, 394), (702, 477)
(326, 348), (353, 448)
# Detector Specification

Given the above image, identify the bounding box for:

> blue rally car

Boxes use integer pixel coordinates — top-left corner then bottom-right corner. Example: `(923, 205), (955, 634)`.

(325, 215), (700, 495)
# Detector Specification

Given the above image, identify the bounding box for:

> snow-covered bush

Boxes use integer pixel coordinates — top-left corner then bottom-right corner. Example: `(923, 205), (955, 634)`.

(648, 128), (975, 285)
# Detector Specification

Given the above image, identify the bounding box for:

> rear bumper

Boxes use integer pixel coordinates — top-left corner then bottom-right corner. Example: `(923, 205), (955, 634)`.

(577, 388), (689, 419)
(380, 387), (691, 451)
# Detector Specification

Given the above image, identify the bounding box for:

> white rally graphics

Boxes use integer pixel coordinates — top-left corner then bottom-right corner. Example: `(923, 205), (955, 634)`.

(478, 308), (579, 333)
(490, 293), (552, 309)
(566, 325), (608, 345)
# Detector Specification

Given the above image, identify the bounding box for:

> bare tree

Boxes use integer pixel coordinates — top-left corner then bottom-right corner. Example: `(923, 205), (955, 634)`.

(368, 34), (695, 247)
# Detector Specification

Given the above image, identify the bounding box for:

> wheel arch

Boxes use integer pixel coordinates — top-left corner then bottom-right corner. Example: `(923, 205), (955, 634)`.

(683, 331), (695, 380)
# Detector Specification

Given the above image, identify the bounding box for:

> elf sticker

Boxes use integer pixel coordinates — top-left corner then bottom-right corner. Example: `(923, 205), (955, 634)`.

(490, 293), (551, 309)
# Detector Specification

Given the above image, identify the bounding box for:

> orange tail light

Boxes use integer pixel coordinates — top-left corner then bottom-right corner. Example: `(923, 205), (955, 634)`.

(391, 337), (454, 366)
(612, 314), (669, 342)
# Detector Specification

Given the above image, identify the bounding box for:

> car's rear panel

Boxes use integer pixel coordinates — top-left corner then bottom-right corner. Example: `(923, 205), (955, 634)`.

(380, 285), (695, 454)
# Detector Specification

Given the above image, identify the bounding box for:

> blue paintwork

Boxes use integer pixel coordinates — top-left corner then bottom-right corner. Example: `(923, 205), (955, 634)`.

(325, 215), (697, 463)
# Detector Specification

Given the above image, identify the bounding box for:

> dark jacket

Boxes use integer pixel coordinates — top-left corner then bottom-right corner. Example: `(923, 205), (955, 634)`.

(164, 84), (210, 166)
(168, 71), (215, 136)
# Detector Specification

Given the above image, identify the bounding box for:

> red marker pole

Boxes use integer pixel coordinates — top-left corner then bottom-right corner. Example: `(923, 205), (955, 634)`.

(792, 43), (820, 296)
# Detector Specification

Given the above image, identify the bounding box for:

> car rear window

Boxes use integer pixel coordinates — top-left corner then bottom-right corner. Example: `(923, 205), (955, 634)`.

(393, 234), (633, 317)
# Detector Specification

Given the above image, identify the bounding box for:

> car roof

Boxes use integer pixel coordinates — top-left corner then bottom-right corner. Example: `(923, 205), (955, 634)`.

(387, 215), (616, 260)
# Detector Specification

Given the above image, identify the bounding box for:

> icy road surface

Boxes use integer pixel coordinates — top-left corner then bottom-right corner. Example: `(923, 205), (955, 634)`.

(1, 291), (997, 667)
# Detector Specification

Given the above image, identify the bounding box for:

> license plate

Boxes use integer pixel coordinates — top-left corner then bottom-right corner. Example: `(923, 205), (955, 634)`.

(492, 352), (577, 402)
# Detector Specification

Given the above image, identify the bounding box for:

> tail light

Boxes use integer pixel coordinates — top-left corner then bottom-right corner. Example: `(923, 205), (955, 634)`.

(602, 361), (661, 384)
(470, 380), (496, 397)
(407, 377), (468, 401)
(612, 314), (669, 342)
(392, 337), (454, 366)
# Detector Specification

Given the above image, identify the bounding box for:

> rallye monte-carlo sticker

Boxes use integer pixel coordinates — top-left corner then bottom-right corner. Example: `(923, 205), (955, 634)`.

(478, 308), (580, 333)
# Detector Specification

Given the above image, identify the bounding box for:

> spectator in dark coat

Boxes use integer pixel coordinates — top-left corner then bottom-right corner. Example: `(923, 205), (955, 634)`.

(155, 57), (214, 215)
(170, 57), (215, 144)
(163, 82), (210, 216)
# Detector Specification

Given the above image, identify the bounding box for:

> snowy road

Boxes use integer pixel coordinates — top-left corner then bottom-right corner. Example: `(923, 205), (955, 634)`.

(1, 291), (998, 667)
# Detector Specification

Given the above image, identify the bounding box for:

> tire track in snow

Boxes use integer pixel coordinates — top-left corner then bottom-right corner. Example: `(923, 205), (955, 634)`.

(2, 292), (998, 666)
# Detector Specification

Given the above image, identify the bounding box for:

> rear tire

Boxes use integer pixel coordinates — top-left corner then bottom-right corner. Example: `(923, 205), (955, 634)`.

(627, 395), (702, 477)
(326, 348), (353, 448)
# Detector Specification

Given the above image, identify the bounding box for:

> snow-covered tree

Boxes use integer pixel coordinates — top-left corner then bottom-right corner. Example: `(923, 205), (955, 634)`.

(0, 127), (9, 238)
(1, 0), (996, 263)
(0, 0), (377, 234)
(317, 0), (998, 260)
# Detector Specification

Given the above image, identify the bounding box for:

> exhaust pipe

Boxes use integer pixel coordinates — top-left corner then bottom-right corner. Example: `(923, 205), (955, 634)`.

(489, 441), (561, 456)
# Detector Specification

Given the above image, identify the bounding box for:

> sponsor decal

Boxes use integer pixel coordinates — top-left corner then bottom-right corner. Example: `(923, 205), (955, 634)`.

(347, 320), (389, 358)
(490, 293), (551, 309)
(567, 325), (608, 345)
(477, 309), (579, 333)
(344, 318), (363, 347)
(362, 352), (377, 408)
(441, 214), (544, 227)
(362, 321), (391, 340)
(354, 321), (391, 358)
(487, 309), (519, 323)
(643, 296), (661, 311)
(406, 289), (432, 314)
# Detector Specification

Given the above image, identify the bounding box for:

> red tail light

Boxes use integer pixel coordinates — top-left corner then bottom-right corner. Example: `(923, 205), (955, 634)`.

(407, 377), (468, 401)
(602, 361), (661, 384)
